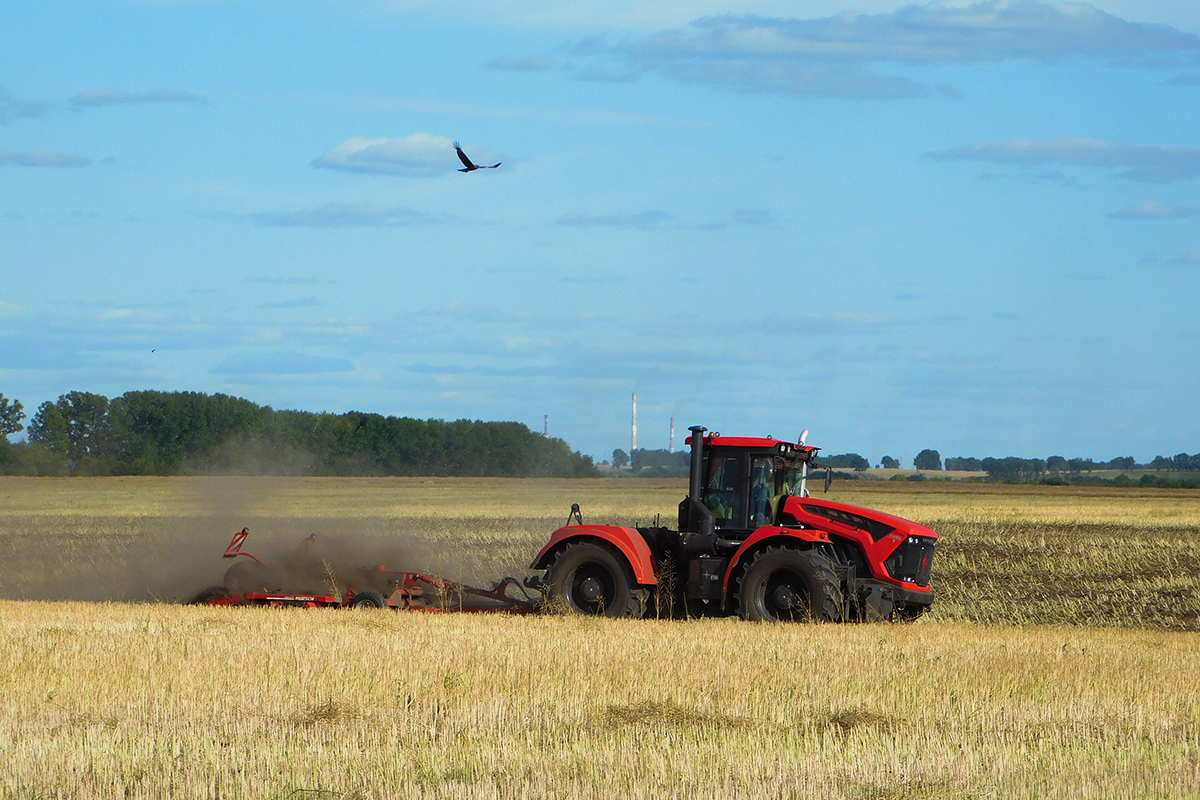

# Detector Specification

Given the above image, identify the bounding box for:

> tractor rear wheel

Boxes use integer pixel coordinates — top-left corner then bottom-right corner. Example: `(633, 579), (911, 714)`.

(347, 590), (387, 609)
(738, 546), (843, 622)
(546, 542), (647, 618)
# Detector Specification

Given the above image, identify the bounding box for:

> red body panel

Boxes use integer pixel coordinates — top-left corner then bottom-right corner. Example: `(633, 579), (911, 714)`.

(245, 592), (341, 608)
(721, 525), (831, 593)
(782, 496), (937, 592)
(684, 433), (819, 454)
(530, 525), (658, 585)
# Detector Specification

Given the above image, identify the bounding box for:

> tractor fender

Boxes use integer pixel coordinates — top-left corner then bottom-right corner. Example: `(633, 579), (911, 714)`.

(722, 526), (831, 595)
(530, 525), (658, 585)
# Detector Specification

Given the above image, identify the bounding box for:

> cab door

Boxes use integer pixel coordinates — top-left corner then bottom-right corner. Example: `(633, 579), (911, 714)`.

(703, 451), (747, 531)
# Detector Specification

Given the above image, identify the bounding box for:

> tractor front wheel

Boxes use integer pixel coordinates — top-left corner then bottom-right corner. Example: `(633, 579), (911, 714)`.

(546, 542), (647, 618)
(738, 546), (843, 622)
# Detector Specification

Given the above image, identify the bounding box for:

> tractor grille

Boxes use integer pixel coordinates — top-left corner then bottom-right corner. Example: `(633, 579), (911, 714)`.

(884, 536), (935, 587)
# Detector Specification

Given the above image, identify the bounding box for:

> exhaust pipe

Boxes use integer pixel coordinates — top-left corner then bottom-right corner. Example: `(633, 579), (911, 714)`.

(683, 425), (715, 547)
(688, 425), (706, 507)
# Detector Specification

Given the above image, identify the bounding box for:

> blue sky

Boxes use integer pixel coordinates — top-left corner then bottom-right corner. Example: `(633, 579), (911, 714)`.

(1, 0), (1198, 464)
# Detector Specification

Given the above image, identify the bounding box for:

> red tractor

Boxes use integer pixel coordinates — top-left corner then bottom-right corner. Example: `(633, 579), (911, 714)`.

(531, 426), (937, 621)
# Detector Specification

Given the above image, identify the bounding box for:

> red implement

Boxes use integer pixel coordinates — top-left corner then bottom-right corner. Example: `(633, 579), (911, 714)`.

(196, 527), (539, 613)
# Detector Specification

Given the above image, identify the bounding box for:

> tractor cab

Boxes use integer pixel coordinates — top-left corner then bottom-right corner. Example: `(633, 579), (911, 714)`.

(679, 428), (819, 537)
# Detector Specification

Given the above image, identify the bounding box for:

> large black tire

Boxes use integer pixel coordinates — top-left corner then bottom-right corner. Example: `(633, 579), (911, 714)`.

(546, 542), (648, 618)
(190, 586), (230, 605)
(347, 590), (388, 609)
(737, 546), (843, 622)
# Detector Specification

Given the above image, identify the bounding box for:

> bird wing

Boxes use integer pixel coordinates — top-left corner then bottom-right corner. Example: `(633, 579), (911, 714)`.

(453, 141), (477, 170)
(483, 162), (501, 169)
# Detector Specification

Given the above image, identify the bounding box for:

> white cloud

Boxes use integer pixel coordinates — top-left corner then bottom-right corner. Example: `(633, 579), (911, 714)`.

(0, 149), (90, 168)
(487, 54), (556, 71)
(70, 88), (206, 107)
(559, 207), (779, 230)
(559, 210), (674, 229)
(930, 138), (1200, 183)
(258, 297), (321, 309)
(313, 133), (484, 176)
(0, 301), (31, 319)
(239, 202), (450, 228)
(0, 92), (49, 125)
(557, 1), (1200, 99)
(212, 351), (355, 375)
(1166, 249), (1200, 264)
(644, 57), (926, 98)
(1110, 200), (1199, 219)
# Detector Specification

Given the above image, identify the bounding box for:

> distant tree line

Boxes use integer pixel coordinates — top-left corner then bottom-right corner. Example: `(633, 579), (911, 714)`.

(0, 390), (595, 478)
(902, 447), (1200, 486)
(602, 441), (1200, 487)
(606, 448), (690, 477)
(631, 448), (690, 477)
(782, 445), (1200, 487)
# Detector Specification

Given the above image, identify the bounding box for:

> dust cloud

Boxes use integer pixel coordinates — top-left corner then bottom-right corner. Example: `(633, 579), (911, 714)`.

(0, 477), (516, 604)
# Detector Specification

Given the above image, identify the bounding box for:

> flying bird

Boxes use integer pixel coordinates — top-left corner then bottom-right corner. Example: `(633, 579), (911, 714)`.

(453, 141), (500, 172)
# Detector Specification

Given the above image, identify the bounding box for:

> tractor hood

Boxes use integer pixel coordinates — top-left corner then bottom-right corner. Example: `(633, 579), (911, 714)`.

(781, 496), (938, 542)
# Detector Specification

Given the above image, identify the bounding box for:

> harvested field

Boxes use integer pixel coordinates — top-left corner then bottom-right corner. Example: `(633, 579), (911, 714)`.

(1, 477), (1198, 798)
(1, 477), (1197, 629)
(2, 603), (1198, 799)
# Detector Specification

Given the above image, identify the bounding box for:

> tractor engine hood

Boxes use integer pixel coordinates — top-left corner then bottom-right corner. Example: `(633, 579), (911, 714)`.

(781, 496), (938, 542)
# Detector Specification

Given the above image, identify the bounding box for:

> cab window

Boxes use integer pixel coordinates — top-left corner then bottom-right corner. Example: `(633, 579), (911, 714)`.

(704, 455), (743, 529)
(750, 456), (777, 528)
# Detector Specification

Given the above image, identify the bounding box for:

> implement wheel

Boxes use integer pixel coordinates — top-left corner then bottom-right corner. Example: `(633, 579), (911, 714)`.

(190, 586), (230, 605)
(546, 542), (647, 618)
(738, 546), (843, 622)
(347, 590), (387, 609)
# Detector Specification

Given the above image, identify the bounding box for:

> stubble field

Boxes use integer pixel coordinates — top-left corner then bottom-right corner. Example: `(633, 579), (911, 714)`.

(1, 477), (1198, 798)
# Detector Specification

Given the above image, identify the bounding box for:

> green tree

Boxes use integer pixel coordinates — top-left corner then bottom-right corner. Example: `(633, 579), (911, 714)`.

(914, 449), (942, 471)
(0, 393), (25, 437)
(612, 448), (629, 469)
(879, 455), (900, 469)
(945, 456), (983, 471)
(27, 391), (112, 474)
(824, 453), (870, 471)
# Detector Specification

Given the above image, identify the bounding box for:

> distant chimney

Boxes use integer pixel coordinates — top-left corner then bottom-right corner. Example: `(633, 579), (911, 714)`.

(543, 415), (548, 437)
(669, 417), (675, 453)
(631, 392), (638, 452)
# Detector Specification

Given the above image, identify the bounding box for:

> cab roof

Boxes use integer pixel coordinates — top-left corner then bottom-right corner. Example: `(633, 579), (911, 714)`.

(684, 433), (820, 453)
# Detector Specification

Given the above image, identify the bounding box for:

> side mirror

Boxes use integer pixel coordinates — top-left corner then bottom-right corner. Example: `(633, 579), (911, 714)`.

(824, 467), (832, 493)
